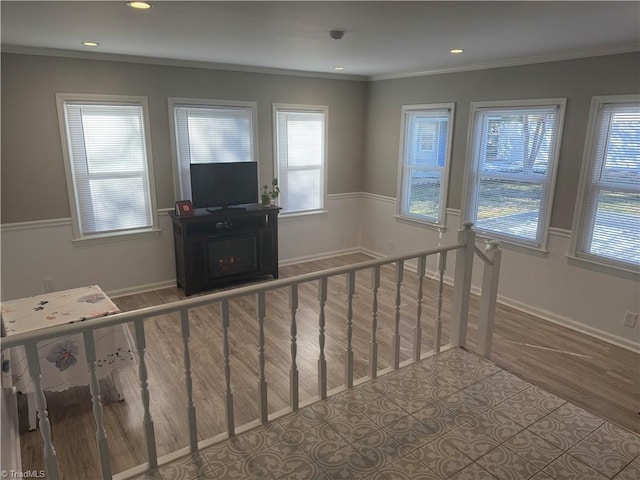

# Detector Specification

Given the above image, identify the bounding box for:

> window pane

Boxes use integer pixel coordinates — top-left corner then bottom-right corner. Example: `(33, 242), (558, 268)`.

(407, 114), (449, 167)
(282, 113), (323, 167)
(81, 107), (146, 174)
(407, 170), (441, 220)
(276, 107), (326, 214)
(589, 191), (640, 264)
(476, 178), (542, 241)
(187, 112), (253, 164)
(283, 170), (321, 212)
(400, 107), (452, 224)
(468, 102), (563, 247)
(85, 177), (151, 233)
(601, 111), (640, 185)
(63, 100), (154, 237)
(575, 99), (640, 269)
(481, 111), (557, 176)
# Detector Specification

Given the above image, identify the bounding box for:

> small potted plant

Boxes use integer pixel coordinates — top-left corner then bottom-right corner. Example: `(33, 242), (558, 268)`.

(261, 178), (280, 206)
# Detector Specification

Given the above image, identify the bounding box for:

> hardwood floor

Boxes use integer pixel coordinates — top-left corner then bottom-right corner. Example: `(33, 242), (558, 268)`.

(17, 253), (639, 479)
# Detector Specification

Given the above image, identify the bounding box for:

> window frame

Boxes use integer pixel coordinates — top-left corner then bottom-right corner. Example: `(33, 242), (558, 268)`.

(461, 98), (567, 252)
(395, 103), (455, 229)
(56, 93), (159, 243)
(168, 97), (259, 201)
(272, 103), (328, 216)
(568, 94), (640, 278)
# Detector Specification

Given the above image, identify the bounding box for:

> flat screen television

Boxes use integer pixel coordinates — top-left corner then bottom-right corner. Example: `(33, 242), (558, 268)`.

(190, 162), (258, 210)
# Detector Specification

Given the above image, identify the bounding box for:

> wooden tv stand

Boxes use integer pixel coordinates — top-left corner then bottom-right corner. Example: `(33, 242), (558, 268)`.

(169, 205), (280, 296)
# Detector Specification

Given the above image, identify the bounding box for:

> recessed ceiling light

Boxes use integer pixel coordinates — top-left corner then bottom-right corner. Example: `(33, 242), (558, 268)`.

(82, 41), (99, 47)
(333, 66), (345, 71)
(127, 1), (152, 9)
(450, 49), (465, 54)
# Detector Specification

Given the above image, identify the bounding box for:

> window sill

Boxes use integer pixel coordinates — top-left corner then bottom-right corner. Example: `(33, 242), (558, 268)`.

(72, 228), (162, 246)
(394, 215), (446, 232)
(278, 209), (329, 222)
(566, 254), (639, 281)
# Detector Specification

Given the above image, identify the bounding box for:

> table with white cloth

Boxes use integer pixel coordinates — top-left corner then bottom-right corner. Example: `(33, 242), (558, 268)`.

(1, 285), (137, 430)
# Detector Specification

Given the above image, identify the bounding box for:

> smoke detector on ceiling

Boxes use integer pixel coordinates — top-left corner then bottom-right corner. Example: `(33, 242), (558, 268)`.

(329, 30), (345, 40)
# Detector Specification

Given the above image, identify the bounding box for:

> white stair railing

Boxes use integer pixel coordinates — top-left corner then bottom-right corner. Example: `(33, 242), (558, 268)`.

(1, 223), (503, 480)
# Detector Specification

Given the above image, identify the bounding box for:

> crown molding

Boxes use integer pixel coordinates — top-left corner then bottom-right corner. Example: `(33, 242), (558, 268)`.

(370, 44), (640, 81)
(0, 45), (368, 82)
(4, 43), (637, 83)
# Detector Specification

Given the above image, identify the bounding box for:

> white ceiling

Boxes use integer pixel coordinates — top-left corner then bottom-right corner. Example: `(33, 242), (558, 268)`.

(2, 1), (639, 80)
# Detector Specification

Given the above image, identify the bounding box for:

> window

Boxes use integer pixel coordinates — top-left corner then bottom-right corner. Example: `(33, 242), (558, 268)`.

(397, 104), (454, 226)
(570, 95), (640, 273)
(169, 98), (257, 200)
(274, 104), (327, 214)
(463, 99), (566, 249)
(56, 94), (158, 241)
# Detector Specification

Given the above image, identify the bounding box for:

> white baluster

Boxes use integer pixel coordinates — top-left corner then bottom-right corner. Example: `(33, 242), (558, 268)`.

(392, 260), (404, 369)
(82, 330), (112, 479)
(221, 300), (235, 436)
(344, 271), (356, 388)
(134, 319), (157, 468)
(413, 255), (426, 362)
(289, 284), (299, 411)
(25, 342), (58, 480)
(477, 241), (502, 358)
(317, 277), (328, 399)
(256, 292), (268, 423)
(434, 251), (448, 353)
(369, 266), (380, 379)
(180, 309), (198, 453)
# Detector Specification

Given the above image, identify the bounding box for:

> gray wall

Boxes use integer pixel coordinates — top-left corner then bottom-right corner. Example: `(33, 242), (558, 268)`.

(364, 52), (640, 229)
(1, 54), (367, 223)
(3, 52), (639, 229)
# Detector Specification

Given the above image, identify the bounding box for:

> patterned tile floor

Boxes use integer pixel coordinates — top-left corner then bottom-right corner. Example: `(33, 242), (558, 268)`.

(134, 348), (640, 480)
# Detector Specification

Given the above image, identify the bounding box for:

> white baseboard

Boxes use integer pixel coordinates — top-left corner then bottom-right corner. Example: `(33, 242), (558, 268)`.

(108, 280), (177, 299)
(279, 247), (363, 267)
(358, 247), (384, 259)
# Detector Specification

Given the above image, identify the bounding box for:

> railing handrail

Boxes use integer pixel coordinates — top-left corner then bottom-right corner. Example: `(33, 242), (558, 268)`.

(1, 242), (464, 349)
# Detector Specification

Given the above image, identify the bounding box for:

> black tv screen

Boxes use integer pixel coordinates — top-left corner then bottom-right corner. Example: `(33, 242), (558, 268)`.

(190, 162), (258, 209)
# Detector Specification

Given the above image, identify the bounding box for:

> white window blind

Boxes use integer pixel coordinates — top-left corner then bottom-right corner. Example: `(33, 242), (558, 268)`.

(61, 100), (156, 238)
(399, 105), (454, 225)
(465, 101), (565, 247)
(172, 103), (256, 200)
(275, 107), (327, 214)
(574, 100), (640, 268)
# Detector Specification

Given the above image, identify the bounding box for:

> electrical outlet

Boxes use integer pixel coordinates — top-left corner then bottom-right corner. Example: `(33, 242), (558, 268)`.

(623, 311), (638, 328)
(388, 240), (394, 251)
(43, 278), (55, 293)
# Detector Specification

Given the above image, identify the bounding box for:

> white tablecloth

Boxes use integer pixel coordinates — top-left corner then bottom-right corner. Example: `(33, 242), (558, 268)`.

(2, 286), (136, 393)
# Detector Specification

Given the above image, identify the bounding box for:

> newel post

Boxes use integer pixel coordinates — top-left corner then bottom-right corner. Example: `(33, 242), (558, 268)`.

(450, 222), (475, 347)
(477, 240), (502, 358)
